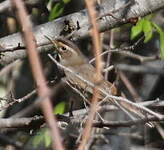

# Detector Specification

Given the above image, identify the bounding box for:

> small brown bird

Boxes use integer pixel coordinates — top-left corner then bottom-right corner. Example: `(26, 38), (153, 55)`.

(50, 38), (117, 102)
(48, 37), (161, 119)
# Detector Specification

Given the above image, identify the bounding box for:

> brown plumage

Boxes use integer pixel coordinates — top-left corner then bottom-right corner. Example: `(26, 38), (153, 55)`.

(48, 37), (162, 120)
(52, 38), (117, 101)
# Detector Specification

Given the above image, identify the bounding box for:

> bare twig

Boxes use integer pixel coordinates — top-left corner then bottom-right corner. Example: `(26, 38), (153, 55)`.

(140, 99), (164, 107)
(89, 48), (119, 64)
(103, 65), (114, 73)
(0, 89), (36, 111)
(115, 51), (158, 62)
(104, 30), (114, 80)
(1, 108), (163, 129)
(118, 71), (141, 102)
(48, 55), (163, 120)
(11, 1), (64, 150)
(89, 37), (158, 64)
(65, 100), (164, 117)
(122, 36), (145, 51)
(0, 60), (21, 76)
(77, 0), (102, 149)
(0, 116), (43, 128)
(155, 123), (164, 139)
(116, 64), (164, 75)
(93, 116), (164, 128)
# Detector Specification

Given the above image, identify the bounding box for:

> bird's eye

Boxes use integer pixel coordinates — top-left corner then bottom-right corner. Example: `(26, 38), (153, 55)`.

(61, 47), (67, 51)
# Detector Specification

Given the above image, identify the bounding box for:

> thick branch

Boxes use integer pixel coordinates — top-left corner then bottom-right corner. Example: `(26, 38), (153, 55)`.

(0, 112), (163, 129)
(0, 0), (164, 65)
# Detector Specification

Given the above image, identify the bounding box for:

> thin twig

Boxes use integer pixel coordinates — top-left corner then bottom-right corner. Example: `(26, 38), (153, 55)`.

(105, 30), (114, 80)
(155, 123), (164, 139)
(119, 71), (141, 102)
(48, 55), (163, 120)
(78, 0), (102, 149)
(93, 116), (164, 128)
(89, 36), (152, 64)
(115, 50), (158, 62)
(122, 36), (145, 51)
(11, 1), (64, 150)
(116, 64), (164, 75)
(0, 89), (36, 111)
(1, 108), (163, 129)
(103, 65), (114, 73)
(0, 60), (21, 76)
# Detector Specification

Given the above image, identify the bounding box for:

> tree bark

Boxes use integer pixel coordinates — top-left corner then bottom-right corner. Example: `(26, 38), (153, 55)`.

(0, 0), (164, 65)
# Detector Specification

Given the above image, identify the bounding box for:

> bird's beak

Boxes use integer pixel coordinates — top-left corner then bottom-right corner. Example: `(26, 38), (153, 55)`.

(44, 35), (59, 53)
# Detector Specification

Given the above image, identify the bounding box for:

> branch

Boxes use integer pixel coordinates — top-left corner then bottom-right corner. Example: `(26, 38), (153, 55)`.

(0, 116), (43, 128)
(0, 134), (23, 149)
(0, 0), (164, 65)
(0, 89), (36, 111)
(0, 110), (163, 129)
(93, 116), (164, 128)
(11, 1), (64, 150)
(0, 0), (43, 13)
(116, 63), (164, 75)
(48, 54), (164, 120)
(77, 0), (102, 150)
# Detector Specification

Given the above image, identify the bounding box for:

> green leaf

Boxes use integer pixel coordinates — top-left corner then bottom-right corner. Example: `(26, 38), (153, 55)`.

(131, 19), (144, 40)
(145, 14), (153, 20)
(131, 18), (153, 43)
(32, 128), (52, 148)
(32, 130), (45, 148)
(142, 19), (153, 43)
(152, 23), (164, 59)
(53, 101), (65, 114)
(48, 2), (64, 21)
(143, 31), (153, 43)
(152, 22), (162, 34)
(63, 0), (71, 4)
(44, 130), (51, 147)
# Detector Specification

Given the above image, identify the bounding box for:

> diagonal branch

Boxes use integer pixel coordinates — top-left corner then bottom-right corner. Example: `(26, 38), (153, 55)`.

(48, 54), (164, 120)
(11, 1), (64, 150)
(0, 0), (164, 65)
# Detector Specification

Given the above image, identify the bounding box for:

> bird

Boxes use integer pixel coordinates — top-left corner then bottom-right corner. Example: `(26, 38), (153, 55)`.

(49, 37), (117, 102)
(47, 37), (162, 120)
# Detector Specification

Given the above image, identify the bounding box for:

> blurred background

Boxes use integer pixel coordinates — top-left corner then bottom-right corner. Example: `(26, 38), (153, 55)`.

(0, 0), (164, 150)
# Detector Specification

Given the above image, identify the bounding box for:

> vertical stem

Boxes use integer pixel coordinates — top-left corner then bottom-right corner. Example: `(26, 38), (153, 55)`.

(11, 1), (64, 150)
